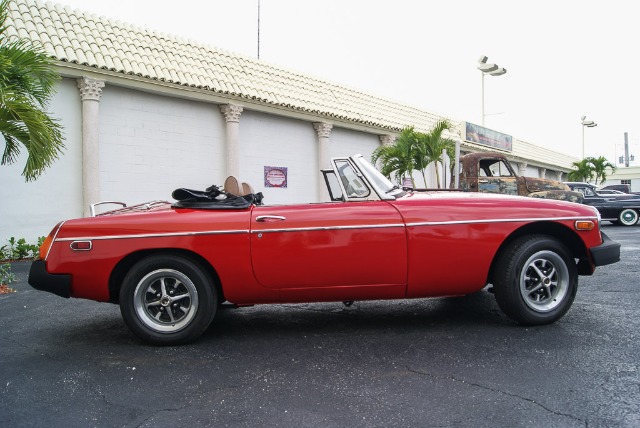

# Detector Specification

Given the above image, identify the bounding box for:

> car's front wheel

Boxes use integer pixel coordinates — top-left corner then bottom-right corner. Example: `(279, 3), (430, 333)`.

(493, 235), (577, 325)
(119, 255), (217, 345)
(618, 209), (639, 226)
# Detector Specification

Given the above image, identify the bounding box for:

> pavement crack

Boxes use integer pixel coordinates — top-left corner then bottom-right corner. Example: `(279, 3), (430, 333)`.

(133, 403), (193, 428)
(406, 366), (586, 426)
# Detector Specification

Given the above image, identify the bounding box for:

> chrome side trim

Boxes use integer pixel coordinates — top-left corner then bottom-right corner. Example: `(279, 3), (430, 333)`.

(45, 221), (65, 261)
(406, 216), (598, 227)
(53, 216), (598, 243)
(252, 223), (405, 233)
(55, 229), (250, 242)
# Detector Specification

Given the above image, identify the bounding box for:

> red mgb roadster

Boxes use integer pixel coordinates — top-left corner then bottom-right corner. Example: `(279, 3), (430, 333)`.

(29, 154), (620, 345)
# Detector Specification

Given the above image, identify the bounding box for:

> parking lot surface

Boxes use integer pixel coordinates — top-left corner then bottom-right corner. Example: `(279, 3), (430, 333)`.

(1, 225), (639, 427)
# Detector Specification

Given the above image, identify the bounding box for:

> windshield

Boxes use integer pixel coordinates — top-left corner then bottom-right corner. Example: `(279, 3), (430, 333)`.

(353, 155), (404, 197)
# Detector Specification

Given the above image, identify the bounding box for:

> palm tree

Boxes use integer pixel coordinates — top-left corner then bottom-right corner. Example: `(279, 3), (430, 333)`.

(1, 0), (64, 181)
(589, 156), (616, 185)
(568, 158), (595, 183)
(372, 126), (417, 186)
(413, 119), (456, 188)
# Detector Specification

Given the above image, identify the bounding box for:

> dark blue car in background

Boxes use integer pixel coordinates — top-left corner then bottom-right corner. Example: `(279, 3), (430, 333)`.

(565, 182), (640, 226)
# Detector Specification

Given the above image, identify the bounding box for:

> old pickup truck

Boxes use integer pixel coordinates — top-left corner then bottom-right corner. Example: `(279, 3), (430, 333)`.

(457, 152), (583, 203)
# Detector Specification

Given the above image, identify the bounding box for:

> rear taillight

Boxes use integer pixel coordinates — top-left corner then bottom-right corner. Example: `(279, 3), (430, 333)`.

(39, 222), (64, 260)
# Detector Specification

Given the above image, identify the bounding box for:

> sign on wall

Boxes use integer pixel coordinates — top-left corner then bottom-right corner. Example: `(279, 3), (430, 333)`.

(264, 166), (288, 188)
(464, 122), (512, 152)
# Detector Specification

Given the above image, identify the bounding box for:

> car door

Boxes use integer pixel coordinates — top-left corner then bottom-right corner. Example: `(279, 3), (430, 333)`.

(250, 201), (407, 289)
(477, 158), (518, 195)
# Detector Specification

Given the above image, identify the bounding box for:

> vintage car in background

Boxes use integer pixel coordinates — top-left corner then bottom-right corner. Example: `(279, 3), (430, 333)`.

(29, 155), (620, 345)
(597, 189), (632, 196)
(600, 184), (640, 195)
(564, 182), (640, 226)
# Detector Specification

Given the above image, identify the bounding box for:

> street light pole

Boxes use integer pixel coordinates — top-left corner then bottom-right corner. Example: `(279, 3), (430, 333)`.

(581, 115), (597, 159)
(477, 56), (507, 127)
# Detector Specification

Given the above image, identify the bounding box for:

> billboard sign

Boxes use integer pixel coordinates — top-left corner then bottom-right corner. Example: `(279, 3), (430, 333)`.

(464, 122), (512, 152)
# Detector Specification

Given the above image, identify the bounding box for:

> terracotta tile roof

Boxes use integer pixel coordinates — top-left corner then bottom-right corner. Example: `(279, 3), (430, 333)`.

(4, 0), (577, 168)
(5, 0), (446, 132)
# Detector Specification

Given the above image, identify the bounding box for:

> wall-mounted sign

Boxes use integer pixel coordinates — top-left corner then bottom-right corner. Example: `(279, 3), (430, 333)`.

(264, 166), (287, 188)
(464, 122), (512, 152)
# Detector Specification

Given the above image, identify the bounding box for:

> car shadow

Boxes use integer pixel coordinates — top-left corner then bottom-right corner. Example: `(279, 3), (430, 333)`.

(200, 290), (509, 342)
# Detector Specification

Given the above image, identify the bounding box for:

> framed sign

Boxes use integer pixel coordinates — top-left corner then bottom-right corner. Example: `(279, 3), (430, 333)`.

(264, 166), (288, 188)
(464, 122), (512, 152)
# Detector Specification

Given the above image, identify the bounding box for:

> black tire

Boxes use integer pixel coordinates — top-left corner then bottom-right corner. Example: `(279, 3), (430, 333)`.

(493, 235), (577, 326)
(618, 209), (639, 226)
(119, 255), (217, 345)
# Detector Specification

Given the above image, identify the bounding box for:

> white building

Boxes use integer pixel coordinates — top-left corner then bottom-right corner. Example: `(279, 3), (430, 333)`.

(1, 0), (579, 242)
(603, 166), (640, 192)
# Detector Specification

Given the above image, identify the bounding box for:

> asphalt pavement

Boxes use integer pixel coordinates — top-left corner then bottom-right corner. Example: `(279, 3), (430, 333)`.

(1, 225), (639, 427)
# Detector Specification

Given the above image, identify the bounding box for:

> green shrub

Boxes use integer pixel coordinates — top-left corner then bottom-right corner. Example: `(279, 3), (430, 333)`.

(0, 263), (15, 286)
(1, 237), (45, 261)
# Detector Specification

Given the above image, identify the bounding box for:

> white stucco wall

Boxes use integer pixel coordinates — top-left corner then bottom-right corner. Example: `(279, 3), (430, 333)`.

(98, 86), (226, 206)
(520, 165), (538, 177)
(240, 110), (317, 205)
(328, 127), (379, 161)
(0, 78), (82, 243)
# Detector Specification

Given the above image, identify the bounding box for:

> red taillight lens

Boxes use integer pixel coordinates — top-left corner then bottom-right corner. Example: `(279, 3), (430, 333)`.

(39, 222), (63, 260)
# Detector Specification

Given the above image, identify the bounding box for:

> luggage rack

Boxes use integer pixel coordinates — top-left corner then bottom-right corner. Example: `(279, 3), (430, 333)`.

(90, 200), (169, 217)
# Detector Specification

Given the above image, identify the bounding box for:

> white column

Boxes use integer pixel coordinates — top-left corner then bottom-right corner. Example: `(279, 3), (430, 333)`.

(517, 162), (527, 176)
(313, 122), (333, 201)
(220, 104), (243, 178)
(556, 171), (563, 181)
(379, 134), (396, 146)
(77, 77), (105, 217)
(539, 168), (546, 179)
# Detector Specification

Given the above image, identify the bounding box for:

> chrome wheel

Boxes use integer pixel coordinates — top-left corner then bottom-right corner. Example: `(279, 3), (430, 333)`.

(493, 235), (577, 326)
(519, 250), (569, 312)
(133, 269), (199, 333)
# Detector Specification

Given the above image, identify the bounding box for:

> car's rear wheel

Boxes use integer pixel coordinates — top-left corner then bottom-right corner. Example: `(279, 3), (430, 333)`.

(119, 255), (217, 345)
(493, 235), (577, 325)
(618, 209), (639, 226)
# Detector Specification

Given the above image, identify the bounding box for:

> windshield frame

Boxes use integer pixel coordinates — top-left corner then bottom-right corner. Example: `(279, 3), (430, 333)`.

(349, 154), (406, 200)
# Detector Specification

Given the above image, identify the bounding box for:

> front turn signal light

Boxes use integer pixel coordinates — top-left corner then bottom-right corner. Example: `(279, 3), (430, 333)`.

(575, 220), (595, 231)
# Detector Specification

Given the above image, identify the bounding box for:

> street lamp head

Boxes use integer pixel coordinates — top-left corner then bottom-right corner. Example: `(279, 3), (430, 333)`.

(478, 55), (506, 75)
(581, 115), (596, 127)
(478, 62), (498, 73)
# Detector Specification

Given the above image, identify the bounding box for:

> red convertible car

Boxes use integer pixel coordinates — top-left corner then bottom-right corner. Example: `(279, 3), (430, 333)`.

(29, 154), (620, 345)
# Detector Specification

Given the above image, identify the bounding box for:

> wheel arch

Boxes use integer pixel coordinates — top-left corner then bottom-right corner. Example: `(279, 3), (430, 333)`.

(487, 221), (591, 285)
(108, 249), (223, 304)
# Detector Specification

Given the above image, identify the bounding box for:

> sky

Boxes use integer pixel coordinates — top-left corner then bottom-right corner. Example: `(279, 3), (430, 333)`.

(54, 0), (640, 165)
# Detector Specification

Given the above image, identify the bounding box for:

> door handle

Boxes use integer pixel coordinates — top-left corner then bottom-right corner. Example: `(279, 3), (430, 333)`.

(479, 180), (489, 183)
(256, 215), (286, 222)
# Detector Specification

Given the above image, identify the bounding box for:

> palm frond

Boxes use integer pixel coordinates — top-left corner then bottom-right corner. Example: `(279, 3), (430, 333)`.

(0, 0), (64, 180)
